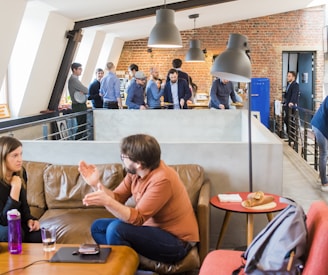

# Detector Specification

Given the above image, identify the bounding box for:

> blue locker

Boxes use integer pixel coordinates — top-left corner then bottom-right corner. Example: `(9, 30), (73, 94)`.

(250, 78), (270, 128)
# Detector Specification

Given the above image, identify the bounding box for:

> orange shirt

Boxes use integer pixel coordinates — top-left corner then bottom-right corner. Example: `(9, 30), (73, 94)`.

(113, 161), (199, 242)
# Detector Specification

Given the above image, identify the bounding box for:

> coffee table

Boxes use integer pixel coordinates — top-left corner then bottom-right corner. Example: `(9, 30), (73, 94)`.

(211, 192), (288, 248)
(0, 243), (139, 275)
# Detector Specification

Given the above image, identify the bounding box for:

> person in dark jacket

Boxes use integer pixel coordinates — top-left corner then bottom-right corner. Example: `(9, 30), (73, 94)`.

(311, 96), (328, 192)
(283, 71), (300, 137)
(0, 136), (42, 242)
(88, 68), (104, 108)
(163, 69), (191, 109)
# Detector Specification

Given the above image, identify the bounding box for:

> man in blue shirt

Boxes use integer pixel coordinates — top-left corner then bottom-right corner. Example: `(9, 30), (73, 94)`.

(209, 78), (237, 109)
(126, 71), (147, 110)
(311, 96), (328, 192)
(146, 67), (164, 109)
(99, 62), (122, 109)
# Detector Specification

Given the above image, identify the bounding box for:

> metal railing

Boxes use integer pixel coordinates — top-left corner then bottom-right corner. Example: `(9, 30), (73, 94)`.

(0, 109), (93, 141)
(273, 104), (318, 171)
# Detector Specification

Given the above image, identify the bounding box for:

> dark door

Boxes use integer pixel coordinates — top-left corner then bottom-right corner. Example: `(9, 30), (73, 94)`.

(298, 53), (314, 113)
(282, 51), (314, 123)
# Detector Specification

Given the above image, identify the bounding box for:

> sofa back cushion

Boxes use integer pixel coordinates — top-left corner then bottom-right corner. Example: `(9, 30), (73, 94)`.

(169, 164), (204, 210)
(24, 161), (50, 210)
(43, 163), (124, 209)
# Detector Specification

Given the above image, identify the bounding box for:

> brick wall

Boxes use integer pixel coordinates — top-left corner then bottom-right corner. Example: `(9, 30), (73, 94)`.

(117, 6), (325, 112)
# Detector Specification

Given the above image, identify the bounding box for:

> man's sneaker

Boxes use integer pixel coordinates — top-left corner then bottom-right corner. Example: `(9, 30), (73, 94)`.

(321, 185), (328, 192)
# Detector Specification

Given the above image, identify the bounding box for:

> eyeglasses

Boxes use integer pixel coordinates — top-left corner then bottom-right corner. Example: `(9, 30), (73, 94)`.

(120, 154), (130, 161)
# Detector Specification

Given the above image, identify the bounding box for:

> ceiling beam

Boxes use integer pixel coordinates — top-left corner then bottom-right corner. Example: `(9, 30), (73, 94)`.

(74, 0), (236, 29)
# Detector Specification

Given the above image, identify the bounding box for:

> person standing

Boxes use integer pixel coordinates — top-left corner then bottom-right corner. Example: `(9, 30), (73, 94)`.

(0, 136), (42, 243)
(126, 71), (147, 110)
(146, 67), (164, 109)
(68, 62), (89, 140)
(163, 69), (191, 109)
(79, 134), (199, 263)
(88, 68), (104, 109)
(125, 64), (139, 95)
(166, 58), (190, 85)
(283, 71), (300, 137)
(311, 96), (328, 192)
(209, 78), (237, 109)
(100, 62), (122, 109)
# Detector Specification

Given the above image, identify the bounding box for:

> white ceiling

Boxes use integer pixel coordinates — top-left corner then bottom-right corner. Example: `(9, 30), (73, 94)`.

(28, 0), (325, 41)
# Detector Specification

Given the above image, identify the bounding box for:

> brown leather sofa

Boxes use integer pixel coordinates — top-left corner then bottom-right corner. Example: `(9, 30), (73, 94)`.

(24, 161), (210, 274)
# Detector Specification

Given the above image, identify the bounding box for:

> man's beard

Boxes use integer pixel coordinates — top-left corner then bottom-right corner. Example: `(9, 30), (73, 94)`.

(124, 164), (137, 174)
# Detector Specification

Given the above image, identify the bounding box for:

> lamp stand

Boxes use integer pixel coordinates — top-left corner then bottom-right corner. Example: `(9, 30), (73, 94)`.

(248, 84), (253, 192)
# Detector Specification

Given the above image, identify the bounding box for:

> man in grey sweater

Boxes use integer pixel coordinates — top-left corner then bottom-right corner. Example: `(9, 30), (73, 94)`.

(68, 62), (89, 140)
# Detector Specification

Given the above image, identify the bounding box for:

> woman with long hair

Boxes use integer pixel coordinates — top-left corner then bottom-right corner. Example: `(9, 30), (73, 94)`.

(0, 136), (41, 242)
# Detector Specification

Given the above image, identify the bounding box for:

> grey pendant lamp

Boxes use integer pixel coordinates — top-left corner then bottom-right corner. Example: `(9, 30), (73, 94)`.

(211, 33), (253, 191)
(148, 1), (182, 48)
(185, 14), (205, 62)
(211, 33), (251, 82)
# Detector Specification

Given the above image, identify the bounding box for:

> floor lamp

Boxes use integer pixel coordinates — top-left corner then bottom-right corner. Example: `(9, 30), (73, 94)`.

(211, 33), (253, 191)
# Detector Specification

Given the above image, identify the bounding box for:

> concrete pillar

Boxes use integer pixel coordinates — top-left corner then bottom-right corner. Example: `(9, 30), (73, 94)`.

(16, 11), (73, 116)
(0, 0), (26, 90)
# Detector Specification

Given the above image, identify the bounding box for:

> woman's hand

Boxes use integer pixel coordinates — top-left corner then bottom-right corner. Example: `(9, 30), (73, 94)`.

(27, 219), (40, 231)
(78, 160), (100, 190)
(10, 176), (22, 201)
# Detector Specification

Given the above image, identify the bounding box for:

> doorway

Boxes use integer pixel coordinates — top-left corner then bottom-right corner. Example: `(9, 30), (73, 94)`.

(282, 51), (315, 122)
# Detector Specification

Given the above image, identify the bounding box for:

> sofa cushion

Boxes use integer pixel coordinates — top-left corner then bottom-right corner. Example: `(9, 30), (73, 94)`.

(43, 163), (124, 209)
(40, 208), (115, 244)
(24, 161), (50, 210)
(169, 164), (204, 210)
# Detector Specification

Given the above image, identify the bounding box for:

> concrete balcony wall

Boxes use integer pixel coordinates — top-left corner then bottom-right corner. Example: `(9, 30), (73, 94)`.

(22, 109), (283, 249)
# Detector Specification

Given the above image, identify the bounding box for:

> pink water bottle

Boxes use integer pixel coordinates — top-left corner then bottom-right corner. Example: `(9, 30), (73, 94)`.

(7, 209), (22, 254)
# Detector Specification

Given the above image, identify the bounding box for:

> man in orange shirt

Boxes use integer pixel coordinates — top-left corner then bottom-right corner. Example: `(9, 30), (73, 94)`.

(79, 134), (199, 263)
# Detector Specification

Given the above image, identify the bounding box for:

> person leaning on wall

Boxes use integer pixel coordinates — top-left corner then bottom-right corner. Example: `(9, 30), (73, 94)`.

(68, 62), (89, 140)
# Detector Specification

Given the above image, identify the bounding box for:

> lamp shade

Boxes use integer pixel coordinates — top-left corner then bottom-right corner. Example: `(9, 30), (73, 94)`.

(148, 9), (182, 48)
(185, 39), (205, 62)
(211, 33), (251, 83)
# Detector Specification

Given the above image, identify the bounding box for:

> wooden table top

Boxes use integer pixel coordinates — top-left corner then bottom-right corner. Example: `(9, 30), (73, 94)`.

(210, 192), (288, 214)
(0, 243), (139, 275)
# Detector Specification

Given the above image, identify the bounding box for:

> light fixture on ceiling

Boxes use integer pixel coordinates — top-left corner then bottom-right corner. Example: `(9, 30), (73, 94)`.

(211, 33), (251, 82)
(185, 14), (205, 62)
(147, 1), (182, 48)
(211, 33), (253, 191)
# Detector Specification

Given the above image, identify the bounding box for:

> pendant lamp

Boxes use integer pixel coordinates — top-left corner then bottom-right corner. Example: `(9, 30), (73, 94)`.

(211, 33), (251, 82)
(185, 14), (205, 62)
(211, 33), (253, 191)
(148, 2), (182, 48)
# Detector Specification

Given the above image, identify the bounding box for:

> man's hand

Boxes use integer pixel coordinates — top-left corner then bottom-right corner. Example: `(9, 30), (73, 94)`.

(83, 184), (110, 207)
(180, 98), (185, 108)
(140, 105), (147, 110)
(219, 104), (225, 109)
(78, 160), (100, 190)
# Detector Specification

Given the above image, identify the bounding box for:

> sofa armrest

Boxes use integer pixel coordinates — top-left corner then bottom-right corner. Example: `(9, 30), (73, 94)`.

(197, 178), (211, 263)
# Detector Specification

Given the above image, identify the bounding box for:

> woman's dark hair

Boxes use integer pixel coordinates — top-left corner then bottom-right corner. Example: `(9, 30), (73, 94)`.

(121, 134), (161, 170)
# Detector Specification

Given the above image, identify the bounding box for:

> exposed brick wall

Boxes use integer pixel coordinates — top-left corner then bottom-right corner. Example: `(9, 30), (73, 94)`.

(117, 6), (325, 115)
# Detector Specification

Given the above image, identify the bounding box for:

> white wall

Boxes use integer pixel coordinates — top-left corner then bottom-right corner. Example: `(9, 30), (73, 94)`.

(0, 0), (27, 90)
